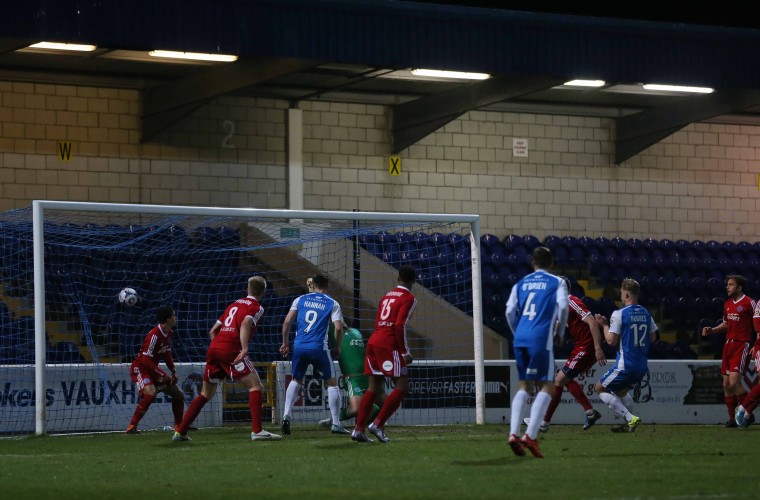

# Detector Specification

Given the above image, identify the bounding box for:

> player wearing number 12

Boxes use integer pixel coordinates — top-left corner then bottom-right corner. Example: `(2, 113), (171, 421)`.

(594, 278), (658, 433)
(506, 246), (569, 458)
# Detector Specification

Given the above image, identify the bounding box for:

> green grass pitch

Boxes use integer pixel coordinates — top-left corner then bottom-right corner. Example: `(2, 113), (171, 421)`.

(0, 424), (754, 499)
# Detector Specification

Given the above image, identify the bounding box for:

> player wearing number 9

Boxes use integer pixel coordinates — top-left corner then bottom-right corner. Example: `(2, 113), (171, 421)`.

(280, 274), (346, 435)
(505, 246), (568, 458)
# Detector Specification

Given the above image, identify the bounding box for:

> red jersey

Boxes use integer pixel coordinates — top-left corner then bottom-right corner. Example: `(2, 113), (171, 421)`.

(369, 285), (417, 355)
(752, 302), (760, 347)
(723, 294), (756, 342)
(133, 324), (175, 373)
(210, 296), (264, 352)
(566, 295), (593, 350)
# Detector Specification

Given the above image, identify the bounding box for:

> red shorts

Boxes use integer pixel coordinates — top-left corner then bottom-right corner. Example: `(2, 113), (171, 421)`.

(722, 340), (751, 375)
(204, 347), (255, 383)
(364, 343), (408, 378)
(129, 360), (169, 396)
(561, 346), (596, 378)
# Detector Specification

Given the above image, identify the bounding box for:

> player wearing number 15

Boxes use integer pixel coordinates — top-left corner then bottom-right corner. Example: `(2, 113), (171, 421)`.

(594, 278), (657, 433)
(352, 265), (418, 443)
(173, 276), (281, 442)
(505, 246), (569, 458)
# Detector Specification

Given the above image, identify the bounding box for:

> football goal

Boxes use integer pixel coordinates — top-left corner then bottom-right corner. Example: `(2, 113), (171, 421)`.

(0, 201), (498, 435)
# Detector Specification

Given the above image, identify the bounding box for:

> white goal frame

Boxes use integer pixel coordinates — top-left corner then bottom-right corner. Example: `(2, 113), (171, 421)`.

(31, 200), (484, 434)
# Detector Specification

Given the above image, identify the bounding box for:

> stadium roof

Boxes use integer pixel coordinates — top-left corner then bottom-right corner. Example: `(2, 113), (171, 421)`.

(2, 0), (760, 162)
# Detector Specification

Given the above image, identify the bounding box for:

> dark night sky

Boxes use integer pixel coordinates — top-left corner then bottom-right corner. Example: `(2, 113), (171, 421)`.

(407, 1), (760, 30)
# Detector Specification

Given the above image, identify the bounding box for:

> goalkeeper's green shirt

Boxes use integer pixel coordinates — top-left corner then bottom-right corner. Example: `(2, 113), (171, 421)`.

(328, 325), (366, 377)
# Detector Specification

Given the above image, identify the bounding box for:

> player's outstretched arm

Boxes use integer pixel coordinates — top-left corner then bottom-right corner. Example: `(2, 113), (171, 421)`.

(280, 309), (296, 357)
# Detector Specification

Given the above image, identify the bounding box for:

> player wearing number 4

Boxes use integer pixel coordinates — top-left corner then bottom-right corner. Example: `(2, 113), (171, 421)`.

(126, 305), (184, 434)
(506, 246), (569, 458)
(594, 278), (657, 433)
(173, 276), (281, 442)
(279, 274), (347, 435)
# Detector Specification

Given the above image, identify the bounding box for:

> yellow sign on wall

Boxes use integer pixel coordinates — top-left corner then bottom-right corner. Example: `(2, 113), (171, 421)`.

(57, 141), (73, 162)
(389, 156), (401, 176)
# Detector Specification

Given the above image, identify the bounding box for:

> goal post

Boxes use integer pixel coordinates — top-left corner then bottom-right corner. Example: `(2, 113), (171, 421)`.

(0, 201), (491, 435)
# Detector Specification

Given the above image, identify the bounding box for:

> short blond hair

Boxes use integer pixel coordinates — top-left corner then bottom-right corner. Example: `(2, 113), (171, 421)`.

(248, 276), (267, 295)
(621, 278), (640, 297)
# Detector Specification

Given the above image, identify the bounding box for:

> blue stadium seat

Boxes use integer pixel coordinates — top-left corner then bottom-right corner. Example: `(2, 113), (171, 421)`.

(523, 235), (540, 250)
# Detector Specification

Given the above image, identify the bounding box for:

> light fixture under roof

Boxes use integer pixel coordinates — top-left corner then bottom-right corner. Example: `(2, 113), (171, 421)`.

(148, 50), (238, 62)
(28, 41), (97, 52)
(563, 79), (606, 88)
(410, 69), (490, 80)
(642, 83), (714, 94)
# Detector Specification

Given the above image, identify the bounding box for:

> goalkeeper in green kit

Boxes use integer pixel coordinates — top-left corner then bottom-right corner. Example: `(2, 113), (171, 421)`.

(318, 321), (386, 428)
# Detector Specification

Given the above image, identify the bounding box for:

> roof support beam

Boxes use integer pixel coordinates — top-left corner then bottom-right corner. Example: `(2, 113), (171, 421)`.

(615, 89), (760, 164)
(142, 57), (320, 141)
(391, 75), (565, 153)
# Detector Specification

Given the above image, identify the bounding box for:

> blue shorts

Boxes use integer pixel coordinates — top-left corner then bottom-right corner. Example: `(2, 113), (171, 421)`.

(514, 346), (555, 382)
(599, 364), (646, 393)
(292, 348), (335, 380)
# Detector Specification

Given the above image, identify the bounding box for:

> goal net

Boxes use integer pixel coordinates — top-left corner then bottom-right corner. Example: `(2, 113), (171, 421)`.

(0, 201), (495, 435)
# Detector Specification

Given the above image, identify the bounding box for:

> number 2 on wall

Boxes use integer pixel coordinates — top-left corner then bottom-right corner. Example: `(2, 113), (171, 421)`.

(221, 120), (236, 149)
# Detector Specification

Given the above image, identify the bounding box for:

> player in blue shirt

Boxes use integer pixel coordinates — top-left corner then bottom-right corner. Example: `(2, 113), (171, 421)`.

(506, 246), (569, 458)
(279, 274), (346, 435)
(594, 278), (658, 433)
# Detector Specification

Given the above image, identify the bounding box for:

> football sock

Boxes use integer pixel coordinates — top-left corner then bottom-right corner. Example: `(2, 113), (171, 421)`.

(620, 394), (634, 413)
(340, 406), (350, 421)
(355, 390), (377, 431)
(369, 403), (381, 422)
(249, 390), (263, 433)
(171, 393), (184, 425)
(725, 395), (738, 420)
(179, 394), (208, 435)
(567, 380), (593, 412)
(743, 384), (760, 413)
(283, 380), (302, 420)
(509, 390), (528, 437)
(129, 393), (155, 426)
(374, 388), (405, 428)
(543, 385), (563, 422)
(599, 392), (631, 421)
(526, 391), (551, 439)
(327, 386), (341, 425)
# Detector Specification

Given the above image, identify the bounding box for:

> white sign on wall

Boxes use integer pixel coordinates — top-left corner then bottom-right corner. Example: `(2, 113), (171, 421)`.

(512, 138), (529, 157)
(0, 363), (222, 433)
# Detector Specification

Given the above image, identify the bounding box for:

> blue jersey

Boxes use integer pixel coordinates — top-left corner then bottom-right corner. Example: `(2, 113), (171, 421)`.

(608, 304), (657, 373)
(506, 270), (569, 349)
(290, 292), (343, 350)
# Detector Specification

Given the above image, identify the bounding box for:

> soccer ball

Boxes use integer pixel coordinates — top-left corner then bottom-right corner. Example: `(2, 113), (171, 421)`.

(118, 287), (139, 307)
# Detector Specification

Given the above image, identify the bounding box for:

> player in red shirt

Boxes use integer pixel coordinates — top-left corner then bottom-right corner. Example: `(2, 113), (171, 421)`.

(172, 276), (281, 441)
(734, 301), (760, 427)
(702, 275), (757, 427)
(526, 288), (607, 432)
(352, 265), (417, 443)
(126, 305), (184, 434)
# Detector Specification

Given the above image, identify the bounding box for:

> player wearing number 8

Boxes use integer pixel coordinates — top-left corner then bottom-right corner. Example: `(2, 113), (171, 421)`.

(172, 276), (281, 442)
(279, 274), (346, 435)
(593, 278), (658, 433)
(506, 246), (569, 457)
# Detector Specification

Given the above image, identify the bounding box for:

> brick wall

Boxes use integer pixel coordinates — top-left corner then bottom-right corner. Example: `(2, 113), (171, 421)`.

(1, 80), (759, 240)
